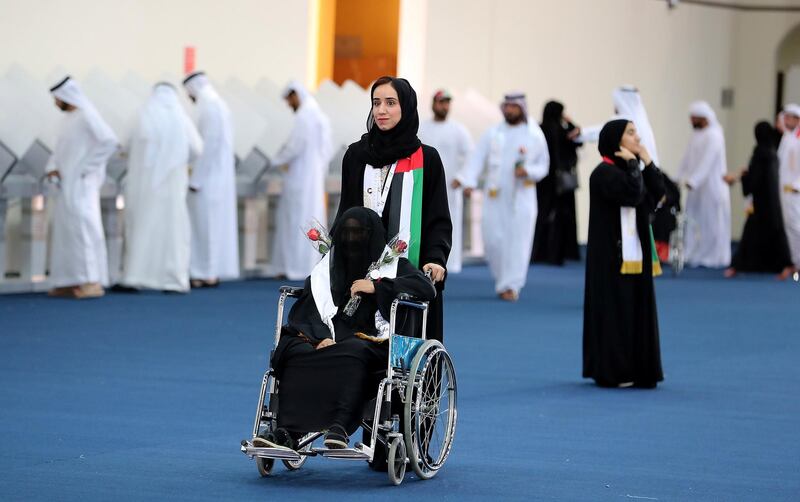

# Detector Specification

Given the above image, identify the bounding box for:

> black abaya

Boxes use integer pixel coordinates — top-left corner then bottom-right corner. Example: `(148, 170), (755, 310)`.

(272, 244), (436, 435)
(583, 120), (665, 387)
(731, 123), (793, 272)
(335, 77), (452, 343)
(532, 101), (582, 265)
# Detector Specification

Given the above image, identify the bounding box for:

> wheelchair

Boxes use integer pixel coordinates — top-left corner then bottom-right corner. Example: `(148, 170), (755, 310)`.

(241, 285), (458, 485)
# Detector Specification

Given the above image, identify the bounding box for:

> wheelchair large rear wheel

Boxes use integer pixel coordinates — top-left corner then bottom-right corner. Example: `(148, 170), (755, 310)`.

(403, 340), (457, 480)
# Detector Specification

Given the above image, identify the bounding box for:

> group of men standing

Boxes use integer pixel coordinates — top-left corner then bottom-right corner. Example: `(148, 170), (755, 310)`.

(43, 71), (798, 300)
(46, 72), (239, 297)
(45, 72), (335, 298)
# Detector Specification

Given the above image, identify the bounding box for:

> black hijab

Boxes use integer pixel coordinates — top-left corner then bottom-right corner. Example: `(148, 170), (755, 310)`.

(598, 119), (632, 169)
(330, 207), (387, 310)
(542, 100), (564, 126)
(754, 121), (778, 152)
(356, 76), (422, 168)
(541, 100), (564, 146)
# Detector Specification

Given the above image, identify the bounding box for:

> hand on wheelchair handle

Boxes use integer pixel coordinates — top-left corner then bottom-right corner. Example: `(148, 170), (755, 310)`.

(422, 263), (445, 283)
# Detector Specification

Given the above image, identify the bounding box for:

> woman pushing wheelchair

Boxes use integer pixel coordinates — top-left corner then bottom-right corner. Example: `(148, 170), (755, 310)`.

(253, 207), (436, 451)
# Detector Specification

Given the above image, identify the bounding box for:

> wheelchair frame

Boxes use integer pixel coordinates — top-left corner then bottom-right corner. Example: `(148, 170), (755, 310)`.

(241, 285), (457, 485)
(669, 211), (686, 276)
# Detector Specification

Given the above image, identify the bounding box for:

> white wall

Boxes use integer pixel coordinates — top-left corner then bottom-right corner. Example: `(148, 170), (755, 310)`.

(420, 0), (800, 242)
(3, 0), (800, 244)
(421, 0), (742, 242)
(728, 10), (800, 237)
(0, 0), (311, 86)
(785, 66), (800, 105)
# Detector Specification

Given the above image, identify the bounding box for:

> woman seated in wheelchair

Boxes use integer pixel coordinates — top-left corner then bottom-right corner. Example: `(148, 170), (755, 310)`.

(254, 207), (436, 451)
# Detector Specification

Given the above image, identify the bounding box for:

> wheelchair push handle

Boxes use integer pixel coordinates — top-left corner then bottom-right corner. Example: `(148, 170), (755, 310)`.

(279, 286), (304, 297)
(395, 294), (430, 310)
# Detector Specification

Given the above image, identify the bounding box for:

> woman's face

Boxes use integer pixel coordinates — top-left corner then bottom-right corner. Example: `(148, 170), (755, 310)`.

(619, 122), (641, 152)
(372, 83), (402, 131)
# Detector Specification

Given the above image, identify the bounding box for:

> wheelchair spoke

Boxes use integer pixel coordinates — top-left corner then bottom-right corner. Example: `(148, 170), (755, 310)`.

(406, 345), (457, 476)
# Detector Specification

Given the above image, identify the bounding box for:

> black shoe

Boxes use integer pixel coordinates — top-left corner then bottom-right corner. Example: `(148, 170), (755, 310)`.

(110, 284), (139, 293)
(253, 428), (295, 450)
(324, 425), (349, 449)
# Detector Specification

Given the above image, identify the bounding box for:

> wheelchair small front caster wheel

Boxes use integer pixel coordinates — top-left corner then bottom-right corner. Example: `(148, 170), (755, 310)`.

(283, 433), (314, 471)
(256, 457), (274, 477)
(387, 436), (407, 485)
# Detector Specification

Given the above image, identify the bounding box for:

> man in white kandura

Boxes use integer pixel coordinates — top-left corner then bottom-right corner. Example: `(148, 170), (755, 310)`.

(677, 101), (731, 268)
(778, 104), (800, 269)
(182, 71), (239, 287)
(455, 92), (549, 301)
(269, 80), (334, 280)
(611, 86), (661, 165)
(46, 76), (118, 299)
(578, 85), (662, 157)
(122, 82), (203, 293)
(419, 89), (473, 273)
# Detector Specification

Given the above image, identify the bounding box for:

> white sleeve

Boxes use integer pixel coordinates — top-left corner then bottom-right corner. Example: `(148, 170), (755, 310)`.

(577, 123), (603, 143)
(685, 140), (722, 189)
(184, 114), (204, 164)
(457, 129), (491, 188)
(271, 119), (307, 167)
(79, 112), (119, 176)
(190, 105), (223, 190)
(456, 124), (475, 177)
(525, 125), (550, 182)
(82, 133), (118, 177)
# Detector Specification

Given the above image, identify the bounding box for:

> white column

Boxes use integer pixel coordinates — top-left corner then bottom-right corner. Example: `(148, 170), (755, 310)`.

(397, 0), (429, 92)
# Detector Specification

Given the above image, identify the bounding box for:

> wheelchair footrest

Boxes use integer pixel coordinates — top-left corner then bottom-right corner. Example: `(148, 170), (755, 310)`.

(240, 440), (302, 461)
(312, 447), (371, 461)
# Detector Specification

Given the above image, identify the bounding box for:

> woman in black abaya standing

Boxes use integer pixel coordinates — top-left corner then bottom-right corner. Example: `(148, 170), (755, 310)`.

(583, 119), (665, 389)
(724, 121), (795, 279)
(533, 100), (582, 265)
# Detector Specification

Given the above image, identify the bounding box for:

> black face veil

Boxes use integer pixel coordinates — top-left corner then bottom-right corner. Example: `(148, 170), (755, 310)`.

(330, 207), (387, 307)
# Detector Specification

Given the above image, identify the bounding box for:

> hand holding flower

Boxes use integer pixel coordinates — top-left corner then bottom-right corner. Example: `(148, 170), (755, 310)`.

(343, 234), (407, 316)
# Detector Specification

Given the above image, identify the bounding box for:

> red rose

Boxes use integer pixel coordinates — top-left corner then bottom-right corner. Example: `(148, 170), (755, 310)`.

(307, 228), (320, 241)
(394, 240), (408, 253)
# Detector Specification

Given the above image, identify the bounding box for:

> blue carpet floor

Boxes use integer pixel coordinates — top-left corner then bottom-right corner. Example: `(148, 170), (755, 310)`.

(1, 263), (798, 501)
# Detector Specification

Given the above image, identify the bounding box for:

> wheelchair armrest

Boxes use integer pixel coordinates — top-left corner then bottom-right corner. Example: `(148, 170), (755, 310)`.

(279, 286), (304, 297)
(395, 293), (429, 311)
